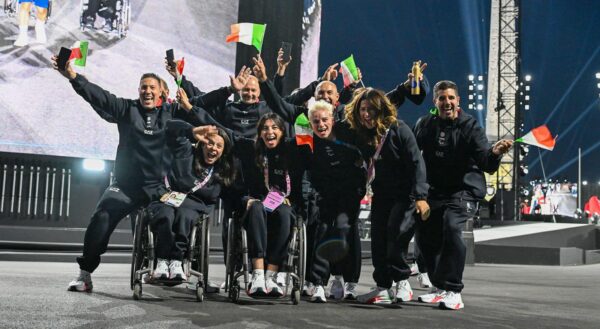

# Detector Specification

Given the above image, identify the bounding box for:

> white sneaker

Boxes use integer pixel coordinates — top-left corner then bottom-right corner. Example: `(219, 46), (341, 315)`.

(394, 280), (413, 302)
(35, 20), (46, 44)
(266, 270), (283, 297)
(439, 291), (464, 310)
(14, 32), (29, 47)
(276, 272), (287, 288)
(153, 259), (169, 280)
(418, 272), (432, 288)
(327, 276), (345, 300)
(248, 270), (266, 296)
(310, 285), (327, 303)
(418, 287), (447, 304)
(302, 281), (315, 296)
(68, 270), (93, 292)
(168, 260), (186, 281)
(344, 282), (358, 300)
(356, 287), (393, 304)
(410, 263), (419, 276)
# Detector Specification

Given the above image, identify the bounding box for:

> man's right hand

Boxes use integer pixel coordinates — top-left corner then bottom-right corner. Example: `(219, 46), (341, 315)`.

(230, 65), (252, 92)
(51, 55), (76, 80)
(165, 59), (177, 79)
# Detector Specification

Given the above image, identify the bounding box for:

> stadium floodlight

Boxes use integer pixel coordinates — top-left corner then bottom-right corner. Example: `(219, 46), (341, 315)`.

(596, 72), (600, 79)
(468, 74), (475, 81)
(582, 180), (588, 186)
(525, 74), (532, 81)
(83, 159), (106, 171)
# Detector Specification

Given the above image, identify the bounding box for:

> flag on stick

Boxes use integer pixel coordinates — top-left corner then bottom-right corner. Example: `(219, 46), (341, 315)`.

(69, 40), (89, 67)
(294, 113), (313, 151)
(226, 23), (266, 52)
(175, 58), (185, 87)
(339, 54), (359, 87)
(516, 125), (556, 151)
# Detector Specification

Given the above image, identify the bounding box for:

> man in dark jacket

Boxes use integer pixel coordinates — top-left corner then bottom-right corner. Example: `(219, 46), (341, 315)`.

(50, 56), (238, 292)
(413, 80), (512, 310)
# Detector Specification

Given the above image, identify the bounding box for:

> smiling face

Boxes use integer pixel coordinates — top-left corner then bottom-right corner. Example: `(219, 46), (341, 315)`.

(240, 76), (261, 104)
(315, 81), (339, 105)
(309, 108), (334, 139)
(201, 133), (225, 165)
(259, 119), (284, 149)
(434, 86), (460, 120)
(358, 99), (377, 129)
(138, 77), (162, 110)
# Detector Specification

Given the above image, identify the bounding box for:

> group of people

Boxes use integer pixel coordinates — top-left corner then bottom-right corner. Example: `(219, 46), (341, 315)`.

(52, 45), (512, 311)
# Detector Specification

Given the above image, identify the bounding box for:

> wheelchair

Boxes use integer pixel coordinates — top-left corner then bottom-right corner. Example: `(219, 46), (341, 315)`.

(79, 0), (130, 39)
(130, 207), (211, 302)
(3, 0), (52, 21)
(224, 211), (306, 305)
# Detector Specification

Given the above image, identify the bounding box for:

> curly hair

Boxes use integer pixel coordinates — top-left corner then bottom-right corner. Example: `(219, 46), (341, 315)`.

(344, 87), (397, 146)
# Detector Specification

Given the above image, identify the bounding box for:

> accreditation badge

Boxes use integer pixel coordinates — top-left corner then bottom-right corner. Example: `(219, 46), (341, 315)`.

(263, 191), (285, 212)
(162, 191), (187, 208)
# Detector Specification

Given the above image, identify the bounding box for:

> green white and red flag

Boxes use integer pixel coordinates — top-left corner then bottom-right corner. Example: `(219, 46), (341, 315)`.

(225, 22), (267, 52)
(339, 54), (359, 87)
(516, 125), (556, 151)
(69, 40), (89, 67)
(175, 58), (185, 87)
(294, 113), (313, 151)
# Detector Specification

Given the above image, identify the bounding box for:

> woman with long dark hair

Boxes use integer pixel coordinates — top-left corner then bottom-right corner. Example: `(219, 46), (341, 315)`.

(344, 88), (429, 304)
(241, 113), (304, 297)
(148, 120), (236, 281)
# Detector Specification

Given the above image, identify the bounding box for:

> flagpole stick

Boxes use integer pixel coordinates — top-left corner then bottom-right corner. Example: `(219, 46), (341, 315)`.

(359, 79), (365, 88)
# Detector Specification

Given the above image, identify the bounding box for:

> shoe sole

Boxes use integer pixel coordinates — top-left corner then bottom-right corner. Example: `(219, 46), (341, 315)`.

(418, 295), (444, 304)
(440, 302), (464, 310)
(68, 285), (92, 293)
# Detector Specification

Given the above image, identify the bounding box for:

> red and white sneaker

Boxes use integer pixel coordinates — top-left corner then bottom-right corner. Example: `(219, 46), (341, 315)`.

(68, 270), (93, 292)
(439, 291), (464, 310)
(394, 280), (413, 302)
(418, 287), (447, 304)
(356, 287), (393, 304)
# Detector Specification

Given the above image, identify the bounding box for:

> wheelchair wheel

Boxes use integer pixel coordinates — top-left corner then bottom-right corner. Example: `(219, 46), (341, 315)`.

(133, 282), (142, 300)
(298, 221), (307, 290)
(291, 287), (300, 305)
(130, 210), (145, 290)
(196, 284), (204, 302)
(229, 281), (240, 303)
(117, 0), (130, 38)
(201, 215), (210, 293)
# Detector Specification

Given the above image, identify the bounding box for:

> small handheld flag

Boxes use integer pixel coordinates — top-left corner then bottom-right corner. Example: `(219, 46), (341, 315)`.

(339, 54), (360, 87)
(226, 23), (266, 52)
(516, 125), (556, 151)
(69, 40), (89, 67)
(294, 113), (313, 151)
(175, 58), (185, 87)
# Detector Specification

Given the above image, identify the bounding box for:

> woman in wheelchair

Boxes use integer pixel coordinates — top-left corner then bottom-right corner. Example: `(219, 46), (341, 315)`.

(147, 120), (235, 282)
(239, 113), (304, 297)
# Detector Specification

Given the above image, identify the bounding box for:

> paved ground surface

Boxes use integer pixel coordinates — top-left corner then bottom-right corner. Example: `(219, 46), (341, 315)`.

(1, 260), (599, 329)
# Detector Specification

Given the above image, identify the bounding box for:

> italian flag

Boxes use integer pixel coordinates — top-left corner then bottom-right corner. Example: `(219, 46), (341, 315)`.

(339, 54), (359, 87)
(175, 58), (185, 87)
(294, 113), (313, 151)
(516, 125), (556, 151)
(69, 41), (89, 67)
(225, 23), (267, 52)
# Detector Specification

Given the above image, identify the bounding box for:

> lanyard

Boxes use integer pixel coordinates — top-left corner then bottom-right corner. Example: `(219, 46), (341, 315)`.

(263, 157), (291, 197)
(367, 129), (390, 185)
(164, 166), (214, 194)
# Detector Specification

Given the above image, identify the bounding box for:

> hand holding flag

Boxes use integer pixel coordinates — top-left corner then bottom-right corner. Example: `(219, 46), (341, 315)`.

(492, 139), (514, 155)
(339, 54), (364, 87)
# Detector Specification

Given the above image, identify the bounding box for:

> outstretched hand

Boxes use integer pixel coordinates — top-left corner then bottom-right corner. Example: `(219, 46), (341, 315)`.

(230, 65), (252, 92)
(321, 63), (339, 81)
(252, 55), (268, 82)
(50, 55), (76, 80)
(192, 125), (218, 144)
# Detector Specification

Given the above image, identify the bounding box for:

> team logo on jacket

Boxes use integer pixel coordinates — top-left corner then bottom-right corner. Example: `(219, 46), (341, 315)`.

(241, 119), (250, 125)
(437, 131), (447, 147)
(144, 129), (154, 135)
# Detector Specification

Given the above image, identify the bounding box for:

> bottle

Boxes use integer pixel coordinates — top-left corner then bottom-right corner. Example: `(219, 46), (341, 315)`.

(411, 60), (421, 95)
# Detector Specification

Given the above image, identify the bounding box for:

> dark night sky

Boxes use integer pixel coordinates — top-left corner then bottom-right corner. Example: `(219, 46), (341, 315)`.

(319, 0), (600, 184)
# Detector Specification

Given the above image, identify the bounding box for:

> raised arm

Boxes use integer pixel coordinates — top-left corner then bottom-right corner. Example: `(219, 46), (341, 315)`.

(387, 62), (428, 108)
(52, 56), (129, 121)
